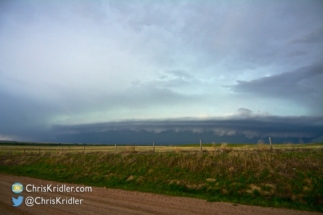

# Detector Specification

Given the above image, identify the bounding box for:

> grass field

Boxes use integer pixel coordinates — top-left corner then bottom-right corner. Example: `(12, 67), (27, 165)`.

(1, 143), (322, 212)
(1, 142), (322, 154)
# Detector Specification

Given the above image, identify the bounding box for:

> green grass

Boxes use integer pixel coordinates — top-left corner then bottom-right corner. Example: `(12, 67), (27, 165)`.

(1, 149), (323, 212)
(1, 142), (322, 155)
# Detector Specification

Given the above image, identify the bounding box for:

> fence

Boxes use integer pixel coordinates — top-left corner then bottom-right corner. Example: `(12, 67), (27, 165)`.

(0, 145), (208, 155)
(0, 142), (322, 155)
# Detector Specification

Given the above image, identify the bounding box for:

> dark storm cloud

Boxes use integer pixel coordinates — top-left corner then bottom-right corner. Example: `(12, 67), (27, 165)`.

(52, 113), (323, 144)
(106, 0), (323, 71)
(291, 27), (323, 44)
(0, 88), (56, 141)
(170, 1), (323, 70)
(230, 62), (323, 115)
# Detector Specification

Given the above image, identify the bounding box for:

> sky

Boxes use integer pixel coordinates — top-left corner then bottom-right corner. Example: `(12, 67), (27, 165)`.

(0, 0), (322, 144)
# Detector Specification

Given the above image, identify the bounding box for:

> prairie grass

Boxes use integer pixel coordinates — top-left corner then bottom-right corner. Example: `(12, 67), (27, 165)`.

(0, 148), (322, 212)
(1, 143), (322, 154)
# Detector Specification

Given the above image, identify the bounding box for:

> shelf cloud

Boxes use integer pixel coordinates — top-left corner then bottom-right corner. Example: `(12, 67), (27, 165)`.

(52, 110), (323, 143)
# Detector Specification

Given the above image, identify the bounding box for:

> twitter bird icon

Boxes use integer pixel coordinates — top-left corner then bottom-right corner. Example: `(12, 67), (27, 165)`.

(12, 196), (23, 207)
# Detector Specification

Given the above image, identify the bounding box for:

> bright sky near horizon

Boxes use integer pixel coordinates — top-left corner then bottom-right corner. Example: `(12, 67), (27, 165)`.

(0, 0), (322, 143)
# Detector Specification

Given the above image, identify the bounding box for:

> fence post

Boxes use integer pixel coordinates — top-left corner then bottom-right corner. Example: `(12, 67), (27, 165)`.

(115, 144), (117, 152)
(153, 142), (155, 153)
(83, 146), (85, 154)
(38, 147), (41, 154)
(200, 139), (202, 152)
(269, 137), (272, 150)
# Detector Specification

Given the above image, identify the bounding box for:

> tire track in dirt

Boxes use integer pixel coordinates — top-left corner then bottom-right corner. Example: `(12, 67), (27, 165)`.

(0, 174), (321, 215)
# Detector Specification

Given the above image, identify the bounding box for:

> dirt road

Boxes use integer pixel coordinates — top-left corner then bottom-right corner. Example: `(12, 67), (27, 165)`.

(0, 173), (321, 215)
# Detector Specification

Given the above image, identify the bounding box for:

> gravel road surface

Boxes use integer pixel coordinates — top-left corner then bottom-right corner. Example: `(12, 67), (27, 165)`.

(1, 174), (321, 215)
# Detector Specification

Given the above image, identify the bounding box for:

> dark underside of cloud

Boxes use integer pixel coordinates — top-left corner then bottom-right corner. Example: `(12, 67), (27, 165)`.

(51, 115), (323, 144)
(230, 62), (323, 115)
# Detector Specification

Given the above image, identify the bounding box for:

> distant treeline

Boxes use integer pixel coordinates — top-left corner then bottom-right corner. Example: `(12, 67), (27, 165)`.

(0, 141), (86, 146)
